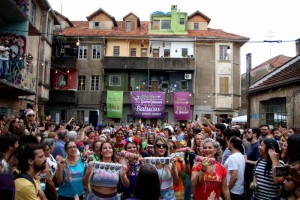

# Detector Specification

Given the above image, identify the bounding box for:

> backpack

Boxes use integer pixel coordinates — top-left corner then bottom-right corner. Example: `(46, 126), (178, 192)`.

(14, 173), (37, 196)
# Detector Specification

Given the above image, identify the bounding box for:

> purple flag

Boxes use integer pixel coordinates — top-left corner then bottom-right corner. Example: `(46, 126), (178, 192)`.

(174, 92), (191, 120)
(131, 92), (165, 119)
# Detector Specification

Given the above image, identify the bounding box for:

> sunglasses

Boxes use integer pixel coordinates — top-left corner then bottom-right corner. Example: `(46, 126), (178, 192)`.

(67, 146), (77, 149)
(28, 115), (35, 117)
(156, 144), (167, 148)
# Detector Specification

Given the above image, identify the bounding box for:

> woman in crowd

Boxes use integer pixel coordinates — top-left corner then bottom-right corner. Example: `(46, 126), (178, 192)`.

(184, 128), (193, 148)
(153, 136), (179, 200)
(55, 141), (91, 200)
(43, 138), (57, 174)
(147, 132), (155, 146)
(91, 140), (102, 161)
(191, 138), (229, 200)
(250, 138), (285, 200)
(121, 139), (141, 199)
(85, 141), (129, 200)
(23, 109), (38, 135)
(168, 139), (185, 200)
(127, 164), (161, 200)
(42, 141), (58, 200)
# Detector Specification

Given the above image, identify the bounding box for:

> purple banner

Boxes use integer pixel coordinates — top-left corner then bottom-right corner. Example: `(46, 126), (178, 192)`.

(131, 92), (165, 119)
(174, 92), (191, 120)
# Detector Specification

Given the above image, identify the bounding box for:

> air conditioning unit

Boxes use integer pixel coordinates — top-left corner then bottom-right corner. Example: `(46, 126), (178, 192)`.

(184, 73), (192, 80)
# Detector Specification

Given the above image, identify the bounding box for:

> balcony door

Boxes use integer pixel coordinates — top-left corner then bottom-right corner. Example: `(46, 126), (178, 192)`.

(153, 49), (159, 57)
(139, 81), (146, 91)
(151, 81), (158, 91)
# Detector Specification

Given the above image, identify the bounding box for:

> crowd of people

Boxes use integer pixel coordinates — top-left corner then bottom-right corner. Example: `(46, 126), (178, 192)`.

(0, 108), (300, 200)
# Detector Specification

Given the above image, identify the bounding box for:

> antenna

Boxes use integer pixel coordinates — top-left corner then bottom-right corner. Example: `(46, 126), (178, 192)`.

(61, 0), (63, 14)
(266, 30), (274, 57)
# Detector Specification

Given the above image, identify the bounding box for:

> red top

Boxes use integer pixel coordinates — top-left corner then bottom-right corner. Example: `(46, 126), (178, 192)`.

(192, 162), (227, 200)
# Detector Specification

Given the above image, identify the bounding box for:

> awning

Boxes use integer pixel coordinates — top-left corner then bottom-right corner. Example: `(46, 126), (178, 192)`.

(0, 80), (36, 97)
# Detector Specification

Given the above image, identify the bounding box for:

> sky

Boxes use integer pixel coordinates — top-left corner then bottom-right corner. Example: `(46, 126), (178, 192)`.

(48, 0), (300, 74)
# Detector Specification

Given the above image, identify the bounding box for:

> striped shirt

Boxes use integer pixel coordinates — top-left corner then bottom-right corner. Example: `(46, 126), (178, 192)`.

(253, 159), (284, 200)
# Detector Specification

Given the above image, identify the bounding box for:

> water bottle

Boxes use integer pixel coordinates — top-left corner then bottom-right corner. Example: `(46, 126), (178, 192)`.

(253, 183), (259, 195)
(40, 173), (46, 191)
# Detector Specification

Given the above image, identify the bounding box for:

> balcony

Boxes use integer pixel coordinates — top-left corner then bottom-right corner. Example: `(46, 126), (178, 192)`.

(0, 79), (35, 98)
(101, 91), (194, 105)
(48, 90), (77, 104)
(103, 57), (195, 71)
(0, 0), (27, 24)
(51, 56), (77, 69)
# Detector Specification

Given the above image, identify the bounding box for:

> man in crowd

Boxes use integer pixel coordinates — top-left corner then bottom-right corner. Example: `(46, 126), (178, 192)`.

(15, 143), (47, 200)
(225, 136), (245, 200)
(52, 129), (69, 158)
(244, 127), (261, 200)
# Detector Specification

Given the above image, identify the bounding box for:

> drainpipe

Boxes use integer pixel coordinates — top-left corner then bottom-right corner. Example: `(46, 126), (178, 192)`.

(246, 53), (251, 128)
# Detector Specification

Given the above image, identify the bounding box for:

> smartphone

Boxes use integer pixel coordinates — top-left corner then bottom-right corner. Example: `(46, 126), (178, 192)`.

(275, 165), (290, 177)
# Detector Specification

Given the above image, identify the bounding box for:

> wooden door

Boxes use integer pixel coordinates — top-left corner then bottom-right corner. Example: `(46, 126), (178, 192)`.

(153, 49), (159, 57)
(151, 81), (158, 91)
(139, 81), (146, 91)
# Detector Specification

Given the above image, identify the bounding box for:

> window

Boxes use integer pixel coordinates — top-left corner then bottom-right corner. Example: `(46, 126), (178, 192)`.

(78, 76), (86, 90)
(130, 48), (136, 57)
(219, 77), (229, 94)
(141, 48), (147, 57)
(58, 74), (68, 87)
(76, 110), (84, 122)
(109, 75), (121, 86)
(181, 48), (188, 57)
(261, 98), (286, 127)
(153, 20), (160, 30)
(92, 45), (101, 59)
(161, 20), (171, 29)
(126, 21), (131, 31)
(91, 75), (99, 91)
(93, 22), (100, 28)
(43, 61), (49, 84)
(180, 18), (185, 25)
(194, 23), (199, 30)
(164, 49), (170, 57)
(46, 19), (51, 41)
(31, 1), (36, 25)
(220, 45), (229, 61)
(113, 46), (120, 57)
(181, 80), (188, 90)
(161, 81), (169, 91)
(78, 45), (87, 59)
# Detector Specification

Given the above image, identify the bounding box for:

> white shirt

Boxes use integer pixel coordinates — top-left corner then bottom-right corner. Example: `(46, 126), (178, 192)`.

(224, 151), (245, 195)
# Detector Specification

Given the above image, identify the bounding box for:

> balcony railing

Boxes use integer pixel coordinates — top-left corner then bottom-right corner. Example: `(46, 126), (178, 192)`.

(101, 91), (194, 105)
(48, 90), (77, 104)
(51, 56), (77, 69)
(103, 57), (195, 71)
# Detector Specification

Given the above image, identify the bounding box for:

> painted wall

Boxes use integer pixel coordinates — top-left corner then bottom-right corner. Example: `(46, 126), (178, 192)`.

(53, 70), (77, 90)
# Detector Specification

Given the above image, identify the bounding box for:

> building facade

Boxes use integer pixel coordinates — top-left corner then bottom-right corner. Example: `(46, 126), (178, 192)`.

(48, 5), (248, 126)
(0, 0), (58, 118)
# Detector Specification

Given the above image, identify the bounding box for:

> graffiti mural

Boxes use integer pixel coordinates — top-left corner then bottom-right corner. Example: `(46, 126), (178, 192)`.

(15, 0), (29, 17)
(0, 34), (27, 85)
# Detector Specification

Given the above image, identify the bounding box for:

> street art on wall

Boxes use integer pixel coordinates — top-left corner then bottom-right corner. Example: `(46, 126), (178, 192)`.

(15, 0), (29, 17)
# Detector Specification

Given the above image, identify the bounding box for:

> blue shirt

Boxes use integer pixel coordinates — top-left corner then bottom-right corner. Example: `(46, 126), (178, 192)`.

(58, 160), (85, 197)
(52, 139), (66, 158)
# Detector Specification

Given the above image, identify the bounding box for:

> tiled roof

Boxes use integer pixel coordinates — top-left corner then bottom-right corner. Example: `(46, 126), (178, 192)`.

(248, 55), (300, 93)
(251, 54), (292, 72)
(59, 21), (150, 37)
(58, 22), (248, 41)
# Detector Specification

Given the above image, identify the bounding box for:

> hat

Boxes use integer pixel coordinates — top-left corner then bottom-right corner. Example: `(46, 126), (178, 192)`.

(164, 125), (174, 133)
(25, 109), (34, 117)
(101, 128), (111, 134)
